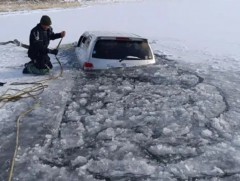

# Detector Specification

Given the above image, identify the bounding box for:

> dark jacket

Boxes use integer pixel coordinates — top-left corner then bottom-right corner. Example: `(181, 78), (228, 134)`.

(27, 23), (61, 69)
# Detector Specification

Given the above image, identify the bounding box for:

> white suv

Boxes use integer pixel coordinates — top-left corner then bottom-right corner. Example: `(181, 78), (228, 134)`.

(75, 31), (155, 70)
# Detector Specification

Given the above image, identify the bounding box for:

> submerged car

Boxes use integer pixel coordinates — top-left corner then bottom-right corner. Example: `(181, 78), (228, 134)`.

(75, 31), (156, 70)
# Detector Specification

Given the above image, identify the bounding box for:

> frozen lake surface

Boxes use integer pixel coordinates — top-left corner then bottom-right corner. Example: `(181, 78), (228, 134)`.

(1, 45), (240, 180)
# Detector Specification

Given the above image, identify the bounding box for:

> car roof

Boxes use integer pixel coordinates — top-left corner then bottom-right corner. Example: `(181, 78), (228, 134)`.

(82, 31), (146, 40)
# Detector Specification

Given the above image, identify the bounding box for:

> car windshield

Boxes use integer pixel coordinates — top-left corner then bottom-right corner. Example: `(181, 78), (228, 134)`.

(92, 39), (153, 60)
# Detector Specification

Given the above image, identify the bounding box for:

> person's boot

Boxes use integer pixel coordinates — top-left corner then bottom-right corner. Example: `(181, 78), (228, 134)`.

(22, 67), (30, 74)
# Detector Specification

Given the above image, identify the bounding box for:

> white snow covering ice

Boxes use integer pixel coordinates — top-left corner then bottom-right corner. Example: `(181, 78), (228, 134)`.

(1, 0), (240, 180)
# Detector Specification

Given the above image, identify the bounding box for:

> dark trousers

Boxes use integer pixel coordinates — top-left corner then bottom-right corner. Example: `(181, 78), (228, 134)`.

(35, 54), (53, 69)
(23, 54), (53, 75)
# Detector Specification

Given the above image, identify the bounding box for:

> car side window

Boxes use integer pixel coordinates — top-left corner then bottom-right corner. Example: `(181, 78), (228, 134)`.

(80, 37), (87, 48)
(78, 36), (91, 49)
(77, 36), (83, 47)
(85, 36), (92, 48)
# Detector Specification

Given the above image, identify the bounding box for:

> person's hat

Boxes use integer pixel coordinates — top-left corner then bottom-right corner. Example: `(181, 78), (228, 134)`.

(40, 15), (52, 26)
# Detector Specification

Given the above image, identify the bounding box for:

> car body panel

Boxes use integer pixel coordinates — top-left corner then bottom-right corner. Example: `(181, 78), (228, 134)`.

(75, 31), (156, 70)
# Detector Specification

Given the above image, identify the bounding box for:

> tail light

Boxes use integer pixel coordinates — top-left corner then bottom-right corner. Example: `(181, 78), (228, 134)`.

(84, 62), (94, 70)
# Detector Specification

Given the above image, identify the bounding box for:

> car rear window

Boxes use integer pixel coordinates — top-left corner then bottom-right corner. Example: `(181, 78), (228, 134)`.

(92, 39), (153, 60)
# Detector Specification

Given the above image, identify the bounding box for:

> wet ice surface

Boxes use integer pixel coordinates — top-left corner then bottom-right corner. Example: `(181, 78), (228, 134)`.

(4, 46), (240, 181)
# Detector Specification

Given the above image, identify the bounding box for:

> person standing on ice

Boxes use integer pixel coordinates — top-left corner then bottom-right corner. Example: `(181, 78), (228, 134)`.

(23, 15), (66, 75)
